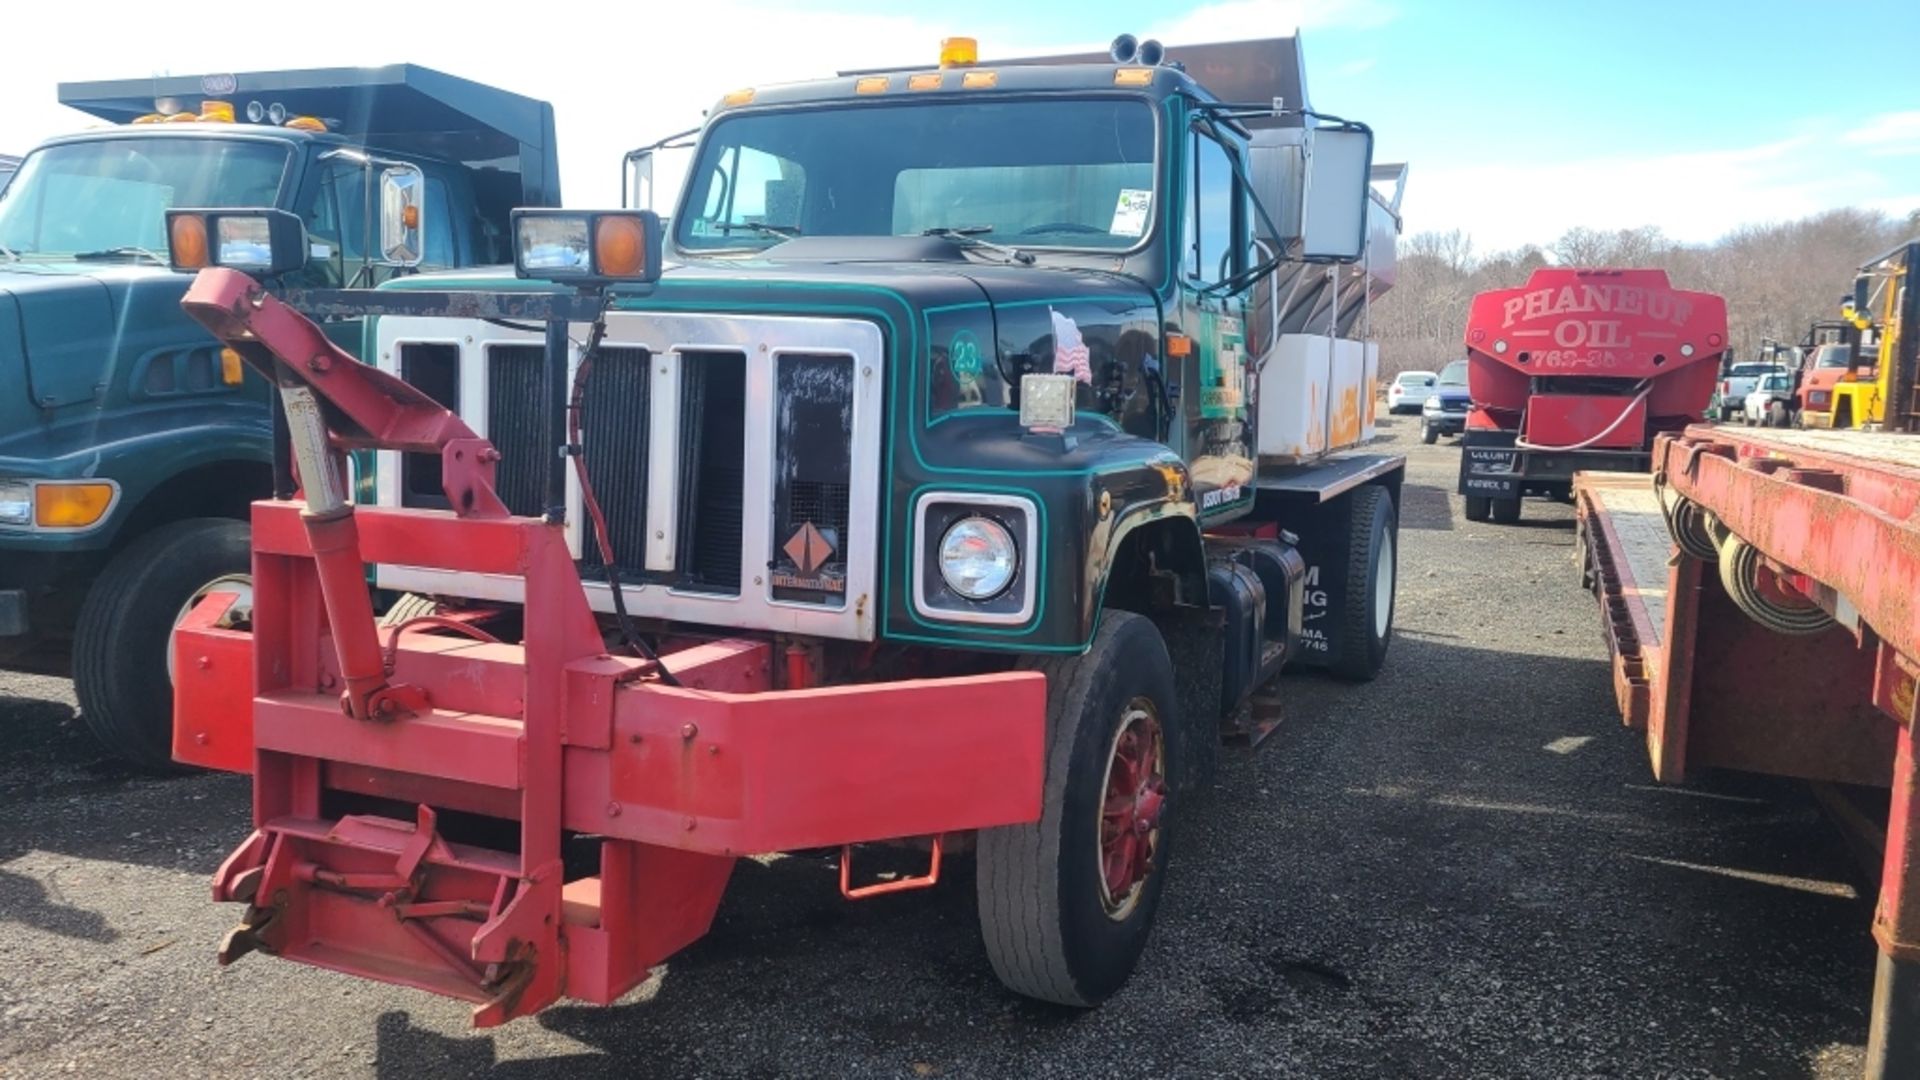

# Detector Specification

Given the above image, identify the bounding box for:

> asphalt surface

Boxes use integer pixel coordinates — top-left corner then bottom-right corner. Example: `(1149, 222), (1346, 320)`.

(0, 419), (1879, 1079)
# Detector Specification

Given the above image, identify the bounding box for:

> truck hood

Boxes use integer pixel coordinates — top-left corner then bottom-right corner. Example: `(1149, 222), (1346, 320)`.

(0, 261), (198, 437)
(389, 252), (1161, 385)
(2, 259), (191, 403)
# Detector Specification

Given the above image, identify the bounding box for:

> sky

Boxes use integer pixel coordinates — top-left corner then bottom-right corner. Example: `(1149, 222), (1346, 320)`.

(3, 0), (1916, 253)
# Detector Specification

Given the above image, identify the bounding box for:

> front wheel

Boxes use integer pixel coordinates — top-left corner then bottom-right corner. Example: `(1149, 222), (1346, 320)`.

(976, 610), (1179, 1007)
(1491, 498), (1522, 525)
(1463, 495), (1492, 522)
(1421, 424), (1438, 445)
(74, 518), (252, 770)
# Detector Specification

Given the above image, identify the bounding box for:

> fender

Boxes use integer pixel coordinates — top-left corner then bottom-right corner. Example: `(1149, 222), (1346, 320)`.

(0, 407), (271, 551)
(1081, 455), (1206, 641)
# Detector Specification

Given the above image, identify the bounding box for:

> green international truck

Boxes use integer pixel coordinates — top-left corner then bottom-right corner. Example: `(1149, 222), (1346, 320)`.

(0, 65), (559, 768)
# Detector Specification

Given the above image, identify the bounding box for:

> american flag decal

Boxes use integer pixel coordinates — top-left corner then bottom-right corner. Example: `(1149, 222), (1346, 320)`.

(1050, 307), (1093, 385)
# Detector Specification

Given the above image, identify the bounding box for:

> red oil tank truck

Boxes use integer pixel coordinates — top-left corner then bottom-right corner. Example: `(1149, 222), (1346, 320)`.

(1455, 268), (1727, 523)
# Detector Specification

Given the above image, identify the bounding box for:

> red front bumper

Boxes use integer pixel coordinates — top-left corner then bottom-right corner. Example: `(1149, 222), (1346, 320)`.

(171, 500), (1046, 1023)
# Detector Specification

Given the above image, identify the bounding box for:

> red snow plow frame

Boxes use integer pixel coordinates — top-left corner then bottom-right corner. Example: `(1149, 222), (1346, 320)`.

(169, 267), (1045, 1025)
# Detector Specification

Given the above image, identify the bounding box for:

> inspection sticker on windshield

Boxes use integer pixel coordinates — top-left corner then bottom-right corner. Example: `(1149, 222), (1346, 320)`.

(1110, 189), (1152, 237)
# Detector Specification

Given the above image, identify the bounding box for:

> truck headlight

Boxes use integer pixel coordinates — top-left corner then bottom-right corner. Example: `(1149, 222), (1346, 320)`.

(939, 516), (1017, 600)
(0, 481), (30, 525)
(1422, 395), (1442, 412)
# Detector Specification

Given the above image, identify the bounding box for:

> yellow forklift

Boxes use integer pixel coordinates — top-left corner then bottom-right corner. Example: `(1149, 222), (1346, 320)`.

(1821, 239), (1917, 431)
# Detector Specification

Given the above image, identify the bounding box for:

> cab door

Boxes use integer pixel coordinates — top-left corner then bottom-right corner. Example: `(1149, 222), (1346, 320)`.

(1174, 121), (1255, 523)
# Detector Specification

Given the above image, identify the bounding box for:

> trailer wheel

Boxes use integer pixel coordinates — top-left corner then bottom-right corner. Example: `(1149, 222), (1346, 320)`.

(1490, 498), (1522, 525)
(1661, 493), (1720, 562)
(1717, 535), (1835, 636)
(1463, 495), (1492, 523)
(1332, 485), (1396, 682)
(74, 518), (252, 771)
(379, 592), (442, 626)
(976, 610), (1179, 1007)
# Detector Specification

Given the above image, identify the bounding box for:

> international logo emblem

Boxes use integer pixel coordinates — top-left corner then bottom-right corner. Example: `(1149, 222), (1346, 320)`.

(773, 521), (845, 593)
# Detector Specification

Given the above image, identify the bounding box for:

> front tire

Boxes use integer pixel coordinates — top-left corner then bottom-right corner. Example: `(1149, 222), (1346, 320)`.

(1463, 495), (1492, 522)
(977, 610), (1179, 1007)
(1421, 424), (1438, 445)
(74, 518), (252, 770)
(1491, 498), (1522, 525)
(1332, 485), (1396, 682)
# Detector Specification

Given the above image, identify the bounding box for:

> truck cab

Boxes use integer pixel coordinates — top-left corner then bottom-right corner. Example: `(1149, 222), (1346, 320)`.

(0, 66), (560, 768)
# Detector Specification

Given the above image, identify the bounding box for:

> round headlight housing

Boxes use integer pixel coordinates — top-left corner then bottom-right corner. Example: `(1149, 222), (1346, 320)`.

(938, 516), (1017, 599)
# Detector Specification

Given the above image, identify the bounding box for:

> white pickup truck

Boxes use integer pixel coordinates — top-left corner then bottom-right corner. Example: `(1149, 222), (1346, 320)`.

(1712, 362), (1791, 422)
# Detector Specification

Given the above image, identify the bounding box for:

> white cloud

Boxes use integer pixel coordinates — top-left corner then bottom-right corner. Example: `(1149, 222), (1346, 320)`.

(1406, 118), (1920, 251)
(1841, 110), (1920, 156)
(1335, 57), (1378, 76)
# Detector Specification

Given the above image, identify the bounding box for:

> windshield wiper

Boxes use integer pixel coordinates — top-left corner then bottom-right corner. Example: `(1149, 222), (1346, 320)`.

(922, 225), (1035, 266)
(73, 246), (168, 265)
(0, 241), (17, 262)
(717, 222), (800, 239)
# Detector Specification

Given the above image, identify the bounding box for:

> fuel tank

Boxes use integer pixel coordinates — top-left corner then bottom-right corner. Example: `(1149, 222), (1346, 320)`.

(1462, 268), (1727, 447)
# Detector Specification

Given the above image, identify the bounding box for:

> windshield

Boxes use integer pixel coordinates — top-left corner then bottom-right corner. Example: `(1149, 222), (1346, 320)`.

(1814, 345), (1853, 369)
(1439, 360), (1467, 386)
(675, 98), (1157, 253)
(0, 137), (290, 257)
(1729, 363), (1782, 377)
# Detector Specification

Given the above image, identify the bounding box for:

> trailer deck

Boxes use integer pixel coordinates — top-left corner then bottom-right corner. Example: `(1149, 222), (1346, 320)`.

(1576, 423), (1920, 1079)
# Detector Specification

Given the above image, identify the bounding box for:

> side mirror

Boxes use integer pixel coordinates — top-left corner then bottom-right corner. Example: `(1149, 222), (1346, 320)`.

(624, 149), (654, 210)
(1300, 126), (1375, 263)
(378, 164), (426, 266)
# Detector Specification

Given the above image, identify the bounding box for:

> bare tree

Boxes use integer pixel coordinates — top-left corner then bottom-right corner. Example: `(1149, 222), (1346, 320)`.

(1369, 207), (1912, 376)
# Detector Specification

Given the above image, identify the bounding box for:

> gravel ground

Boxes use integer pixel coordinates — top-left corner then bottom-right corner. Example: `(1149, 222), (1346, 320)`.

(0, 419), (1878, 1079)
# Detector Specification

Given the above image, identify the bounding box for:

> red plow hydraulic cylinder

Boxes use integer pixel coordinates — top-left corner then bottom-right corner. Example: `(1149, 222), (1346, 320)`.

(172, 268), (1046, 1024)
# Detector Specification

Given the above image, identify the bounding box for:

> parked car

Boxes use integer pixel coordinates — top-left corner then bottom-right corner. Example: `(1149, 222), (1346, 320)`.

(1712, 362), (1789, 421)
(1742, 371), (1793, 426)
(1421, 360), (1470, 443)
(1389, 369), (1437, 413)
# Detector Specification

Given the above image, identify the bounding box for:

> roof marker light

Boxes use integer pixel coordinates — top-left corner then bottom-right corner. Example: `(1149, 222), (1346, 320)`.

(908, 73), (942, 91)
(962, 71), (998, 89)
(855, 76), (890, 95)
(1114, 68), (1154, 86)
(940, 37), (978, 68)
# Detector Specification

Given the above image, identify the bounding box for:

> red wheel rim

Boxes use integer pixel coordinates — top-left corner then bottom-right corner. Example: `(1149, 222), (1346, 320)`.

(1097, 698), (1166, 920)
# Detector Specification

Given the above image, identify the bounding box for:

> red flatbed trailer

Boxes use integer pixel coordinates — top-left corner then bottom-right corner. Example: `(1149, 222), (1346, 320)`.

(1574, 425), (1920, 1078)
